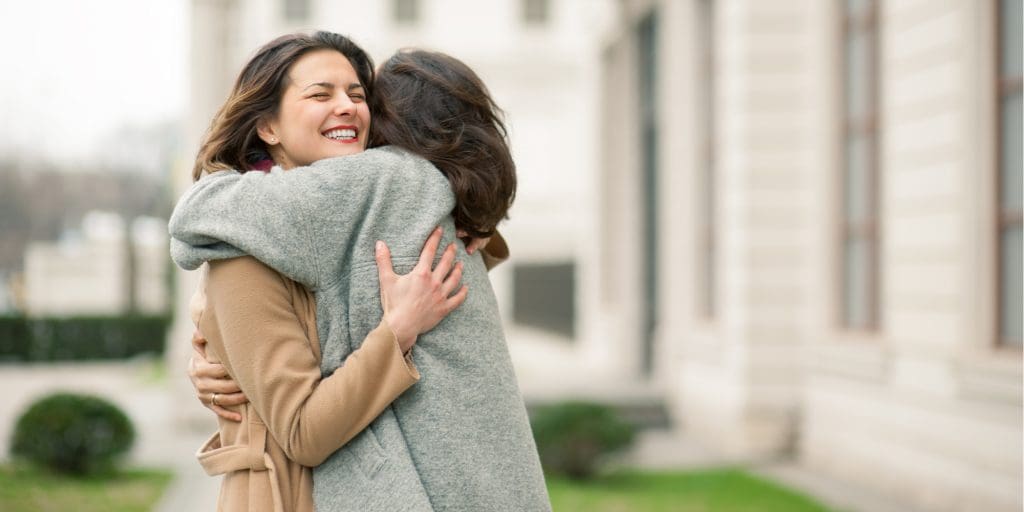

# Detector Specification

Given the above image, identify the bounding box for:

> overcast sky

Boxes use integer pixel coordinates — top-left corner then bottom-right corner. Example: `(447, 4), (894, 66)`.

(0, 0), (187, 166)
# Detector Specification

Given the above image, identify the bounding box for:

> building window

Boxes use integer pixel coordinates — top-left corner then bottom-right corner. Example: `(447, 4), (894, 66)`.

(697, 0), (716, 320)
(282, 0), (310, 23)
(393, 0), (419, 24)
(638, 11), (659, 373)
(840, 0), (880, 330)
(522, 0), (549, 25)
(997, 0), (1022, 347)
(512, 262), (575, 338)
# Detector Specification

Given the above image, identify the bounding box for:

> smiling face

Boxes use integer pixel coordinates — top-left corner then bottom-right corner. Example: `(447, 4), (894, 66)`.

(258, 49), (371, 169)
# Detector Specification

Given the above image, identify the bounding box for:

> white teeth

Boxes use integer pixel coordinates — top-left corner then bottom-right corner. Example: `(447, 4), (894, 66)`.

(324, 129), (356, 140)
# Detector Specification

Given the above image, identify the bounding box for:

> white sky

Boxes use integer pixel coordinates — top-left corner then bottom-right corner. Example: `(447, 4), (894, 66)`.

(0, 0), (187, 165)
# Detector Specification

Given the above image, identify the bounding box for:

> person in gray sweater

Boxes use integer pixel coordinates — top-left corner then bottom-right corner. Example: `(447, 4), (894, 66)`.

(170, 32), (550, 511)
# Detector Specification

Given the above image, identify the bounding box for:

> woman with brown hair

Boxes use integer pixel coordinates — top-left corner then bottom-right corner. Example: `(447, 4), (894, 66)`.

(172, 32), (549, 511)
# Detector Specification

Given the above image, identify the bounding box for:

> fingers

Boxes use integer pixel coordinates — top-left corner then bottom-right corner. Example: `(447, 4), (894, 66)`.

(197, 378), (243, 395)
(210, 405), (243, 422)
(439, 261), (464, 297)
(196, 391), (248, 422)
(192, 359), (230, 379)
(416, 226), (443, 270)
(444, 284), (469, 313)
(466, 236), (491, 255)
(432, 243), (457, 282)
(191, 329), (208, 357)
(375, 240), (396, 282)
(212, 391), (248, 407)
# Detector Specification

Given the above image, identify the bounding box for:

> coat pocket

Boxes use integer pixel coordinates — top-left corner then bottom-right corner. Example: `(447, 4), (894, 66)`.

(348, 424), (388, 479)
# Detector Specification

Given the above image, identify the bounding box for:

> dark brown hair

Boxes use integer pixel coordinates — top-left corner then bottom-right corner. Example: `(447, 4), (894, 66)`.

(368, 50), (516, 238)
(192, 31), (375, 181)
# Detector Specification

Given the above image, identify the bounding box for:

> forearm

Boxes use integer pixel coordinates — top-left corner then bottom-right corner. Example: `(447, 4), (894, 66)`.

(282, 320), (418, 466)
(199, 257), (417, 466)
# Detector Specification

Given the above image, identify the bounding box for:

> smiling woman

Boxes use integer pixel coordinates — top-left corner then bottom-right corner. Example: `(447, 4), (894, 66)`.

(257, 49), (371, 169)
(191, 32), (375, 180)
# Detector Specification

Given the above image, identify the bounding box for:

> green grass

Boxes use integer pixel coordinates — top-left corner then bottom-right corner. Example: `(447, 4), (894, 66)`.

(0, 464), (172, 512)
(547, 467), (833, 512)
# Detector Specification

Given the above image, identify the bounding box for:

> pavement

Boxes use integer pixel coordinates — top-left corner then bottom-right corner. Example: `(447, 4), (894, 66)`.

(0, 360), (923, 512)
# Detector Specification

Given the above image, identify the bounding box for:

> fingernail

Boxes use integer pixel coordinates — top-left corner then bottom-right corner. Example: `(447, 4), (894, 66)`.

(376, 241), (383, 252)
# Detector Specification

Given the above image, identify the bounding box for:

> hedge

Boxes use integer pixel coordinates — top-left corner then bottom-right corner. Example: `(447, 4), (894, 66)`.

(0, 315), (169, 362)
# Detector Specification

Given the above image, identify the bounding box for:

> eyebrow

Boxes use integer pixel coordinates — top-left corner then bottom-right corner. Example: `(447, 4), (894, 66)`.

(302, 82), (365, 92)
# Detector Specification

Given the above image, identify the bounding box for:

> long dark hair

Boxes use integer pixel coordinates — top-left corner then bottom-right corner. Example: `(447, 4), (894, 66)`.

(368, 50), (516, 238)
(193, 31), (375, 181)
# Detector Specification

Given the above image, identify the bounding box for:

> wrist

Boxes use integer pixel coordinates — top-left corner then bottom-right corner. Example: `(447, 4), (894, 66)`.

(384, 313), (416, 351)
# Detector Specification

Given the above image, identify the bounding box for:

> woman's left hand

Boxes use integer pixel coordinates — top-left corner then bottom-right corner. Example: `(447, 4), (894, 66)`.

(457, 229), (490, 255)
(188, 329), (248, 422)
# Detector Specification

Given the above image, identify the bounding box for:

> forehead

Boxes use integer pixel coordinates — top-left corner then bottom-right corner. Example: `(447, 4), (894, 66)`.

(287, 49), (361, 87)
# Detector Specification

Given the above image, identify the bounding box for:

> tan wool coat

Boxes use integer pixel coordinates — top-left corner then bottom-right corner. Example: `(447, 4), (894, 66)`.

(189, 235), (508, 512)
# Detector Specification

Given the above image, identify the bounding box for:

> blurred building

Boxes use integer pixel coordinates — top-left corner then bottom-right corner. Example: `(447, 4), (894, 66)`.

(23, 211), (169, 316)
(175, 0), (1021, 510)
(590, 1), (1022, 511)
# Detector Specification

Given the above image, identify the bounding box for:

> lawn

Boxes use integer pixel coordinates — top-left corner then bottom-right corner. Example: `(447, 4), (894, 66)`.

(0, 464), (172, 512)
(547, 467), (833, 512)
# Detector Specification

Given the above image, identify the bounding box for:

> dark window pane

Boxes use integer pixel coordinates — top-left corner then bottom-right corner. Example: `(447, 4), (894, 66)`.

(845, 29), (873, 119)
(1000, 226), (1023, 344)
(512, 262), (575, 338)
(843, 236), (872, 328)
(283, 0), (310, 22)
(844, 0), (873, 18)
(638, 11), (659, 372)
(393, 0), (418, 23)
(523, 0), (549, 24)
(1001, 0), (1023, 77)
(845, 133), (873, 223)
(1001, 91), (1023, 210)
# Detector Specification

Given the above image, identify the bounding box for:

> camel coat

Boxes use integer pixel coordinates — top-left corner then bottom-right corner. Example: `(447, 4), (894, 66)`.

(189, 235), (508, 512)
(191, 256), (419, 512)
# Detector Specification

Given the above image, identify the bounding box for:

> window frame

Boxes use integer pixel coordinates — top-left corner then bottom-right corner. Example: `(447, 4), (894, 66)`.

(838, 0), (881, 332)
(995, 0), (1023, 348)
(696, 0), (716, 321)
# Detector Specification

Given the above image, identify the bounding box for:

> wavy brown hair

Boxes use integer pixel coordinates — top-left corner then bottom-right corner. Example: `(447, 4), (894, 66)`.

(192, 31), (375, 181)
(368, 50), (516, 238)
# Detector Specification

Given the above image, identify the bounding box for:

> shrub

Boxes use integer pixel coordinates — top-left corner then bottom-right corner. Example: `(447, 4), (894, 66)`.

(10, 392), (136, 475)
(0, 314), (169, 362)
(530, 401), (636, 479)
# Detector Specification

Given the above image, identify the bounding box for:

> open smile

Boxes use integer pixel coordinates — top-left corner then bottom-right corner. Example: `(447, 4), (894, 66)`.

(322, 125), (359, 144)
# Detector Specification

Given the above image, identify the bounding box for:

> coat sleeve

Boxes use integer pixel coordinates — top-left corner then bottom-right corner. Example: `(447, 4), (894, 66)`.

(197, 256), (419, 467)
(480, 230), (510, 271)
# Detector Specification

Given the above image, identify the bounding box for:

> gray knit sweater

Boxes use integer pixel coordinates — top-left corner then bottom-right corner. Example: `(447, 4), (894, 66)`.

(169, 146), (550, 512)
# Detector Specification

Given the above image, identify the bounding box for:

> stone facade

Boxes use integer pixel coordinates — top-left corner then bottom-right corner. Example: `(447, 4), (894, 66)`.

(598, 1), (1022, 511)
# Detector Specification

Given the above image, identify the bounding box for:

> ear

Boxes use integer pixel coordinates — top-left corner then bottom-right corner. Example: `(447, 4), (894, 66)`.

(257, 118), (280, 146)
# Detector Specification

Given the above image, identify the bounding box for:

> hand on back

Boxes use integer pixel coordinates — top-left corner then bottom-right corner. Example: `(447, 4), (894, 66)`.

(376, 226), (469, 353)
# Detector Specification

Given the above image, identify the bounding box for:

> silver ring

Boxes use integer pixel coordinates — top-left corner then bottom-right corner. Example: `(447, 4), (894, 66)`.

(212, 393), (219, 406)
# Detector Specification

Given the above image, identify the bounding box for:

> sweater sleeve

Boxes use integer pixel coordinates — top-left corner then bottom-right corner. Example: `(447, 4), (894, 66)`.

(198, 256), (419, 467)
(168, 169), (323, 286)
(168, 147), (454, 290)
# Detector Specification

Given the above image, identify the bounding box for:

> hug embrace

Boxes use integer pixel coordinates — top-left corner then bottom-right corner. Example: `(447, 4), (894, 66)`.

(169, 31), (551, 511)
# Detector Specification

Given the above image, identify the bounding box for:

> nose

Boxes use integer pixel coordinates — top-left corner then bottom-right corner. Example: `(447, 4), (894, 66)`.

(333, 95), (356, 117)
